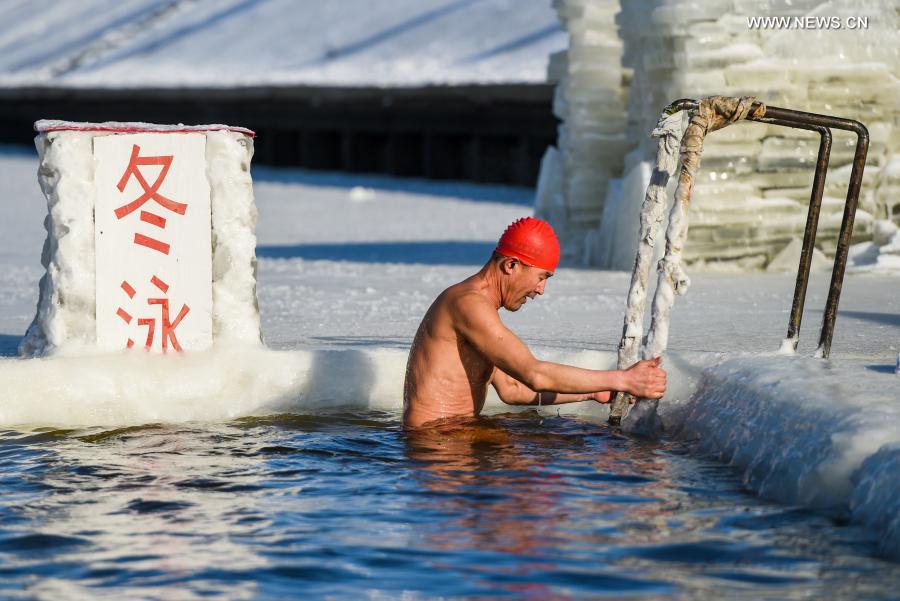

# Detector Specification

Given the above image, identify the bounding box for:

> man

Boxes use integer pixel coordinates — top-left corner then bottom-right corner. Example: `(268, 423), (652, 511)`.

(403, 217), (667, 428)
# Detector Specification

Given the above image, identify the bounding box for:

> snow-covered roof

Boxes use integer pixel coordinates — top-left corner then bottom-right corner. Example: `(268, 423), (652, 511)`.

(0, 0), (564, 89)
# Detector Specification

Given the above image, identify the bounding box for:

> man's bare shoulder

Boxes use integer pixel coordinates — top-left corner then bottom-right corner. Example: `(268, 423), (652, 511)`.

(441, 282), (494, 316)
(422, 281), (490, 331)
(435, 286), (503, 342)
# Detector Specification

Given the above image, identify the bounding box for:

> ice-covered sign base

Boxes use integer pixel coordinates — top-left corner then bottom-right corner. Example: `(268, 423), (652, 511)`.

(20, 121), (261, 357)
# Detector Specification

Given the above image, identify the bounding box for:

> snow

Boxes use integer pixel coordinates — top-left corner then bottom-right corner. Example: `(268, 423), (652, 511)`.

(19, 130), (97, 356)
(0, 0), (564, 88)
(849, 220), (900, 274)
(35, 120), (255, 136)
(206, 129), (262, 345)
(1, 146), (899, 557)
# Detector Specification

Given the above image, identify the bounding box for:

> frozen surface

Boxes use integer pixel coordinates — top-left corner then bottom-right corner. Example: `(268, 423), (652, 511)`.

(1, 148), (899, 557)
(0, 0), (564, 87)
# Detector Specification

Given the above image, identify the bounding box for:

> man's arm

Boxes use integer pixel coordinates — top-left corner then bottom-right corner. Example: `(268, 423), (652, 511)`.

(452, 294), (666, 399)
(490, 368), (612, 406)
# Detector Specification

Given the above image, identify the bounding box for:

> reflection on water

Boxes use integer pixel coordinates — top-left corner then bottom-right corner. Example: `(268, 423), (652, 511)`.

(0, 410), (898, 599)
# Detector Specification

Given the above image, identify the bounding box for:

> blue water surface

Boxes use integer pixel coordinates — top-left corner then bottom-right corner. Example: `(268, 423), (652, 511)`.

(0, 410), (898, 599)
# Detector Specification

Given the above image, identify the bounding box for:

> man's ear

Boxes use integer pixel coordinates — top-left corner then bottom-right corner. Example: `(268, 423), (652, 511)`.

(500, 257), (518, 274)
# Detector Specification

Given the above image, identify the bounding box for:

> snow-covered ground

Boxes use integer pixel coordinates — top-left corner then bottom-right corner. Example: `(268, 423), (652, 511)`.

(0, 0), (563, 87)
(2, 145), (900, 558)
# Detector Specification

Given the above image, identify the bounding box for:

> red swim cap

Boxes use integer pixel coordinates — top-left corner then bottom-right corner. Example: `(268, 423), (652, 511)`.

(494, 217), (560, 272)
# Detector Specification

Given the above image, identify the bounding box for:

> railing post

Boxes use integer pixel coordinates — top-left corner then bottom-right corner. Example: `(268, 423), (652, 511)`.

(780, 123), (832, 350)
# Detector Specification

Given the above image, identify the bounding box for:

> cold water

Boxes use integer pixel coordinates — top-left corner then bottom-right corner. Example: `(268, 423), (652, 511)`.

(1, 410), (898, 599)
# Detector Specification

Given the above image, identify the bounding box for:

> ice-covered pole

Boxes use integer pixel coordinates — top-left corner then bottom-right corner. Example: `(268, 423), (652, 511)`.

(607, 110), (686, 425)
(610, 96), (765, 425)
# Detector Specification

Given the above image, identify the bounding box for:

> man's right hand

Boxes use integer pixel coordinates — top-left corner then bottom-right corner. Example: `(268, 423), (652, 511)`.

(622, 357), (667, 399)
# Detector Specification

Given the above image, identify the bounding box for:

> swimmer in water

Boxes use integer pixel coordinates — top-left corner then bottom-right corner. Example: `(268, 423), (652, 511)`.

(403, 217), (667, 429)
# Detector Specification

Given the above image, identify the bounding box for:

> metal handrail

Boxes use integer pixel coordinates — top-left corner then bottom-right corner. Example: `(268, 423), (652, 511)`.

(664, 99), (868, 358)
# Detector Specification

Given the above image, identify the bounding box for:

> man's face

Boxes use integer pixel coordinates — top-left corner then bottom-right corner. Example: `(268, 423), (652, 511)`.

(504, 260), (553, 312)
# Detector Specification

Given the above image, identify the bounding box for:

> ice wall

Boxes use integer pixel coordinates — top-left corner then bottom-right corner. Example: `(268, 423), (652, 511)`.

(535, 0), (628, 262)
(0, 347), (613, 428)
(625, 355), (900, 559)
(540, 0), (900, 270)
(20, 122), (261, 356)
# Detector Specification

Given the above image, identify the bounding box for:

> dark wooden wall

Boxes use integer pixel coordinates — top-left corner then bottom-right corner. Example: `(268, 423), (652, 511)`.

(0, 84), (557, 186)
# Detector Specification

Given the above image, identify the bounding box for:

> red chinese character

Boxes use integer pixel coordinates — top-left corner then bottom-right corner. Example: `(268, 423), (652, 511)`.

(114, 144), (188, 255)
(117, 276), (191, 352)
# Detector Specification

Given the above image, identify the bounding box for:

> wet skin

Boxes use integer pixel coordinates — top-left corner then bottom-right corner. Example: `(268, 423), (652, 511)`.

(403, 255), (667, 428)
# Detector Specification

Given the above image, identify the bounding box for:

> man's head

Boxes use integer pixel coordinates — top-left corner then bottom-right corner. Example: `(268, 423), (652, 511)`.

(492, 217), (560, 311)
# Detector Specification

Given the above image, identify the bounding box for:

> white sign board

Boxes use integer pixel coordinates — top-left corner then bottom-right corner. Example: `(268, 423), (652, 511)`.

(94, 133), (212, 352)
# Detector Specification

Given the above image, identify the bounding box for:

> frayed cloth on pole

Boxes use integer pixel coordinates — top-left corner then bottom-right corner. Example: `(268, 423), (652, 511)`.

(610, 96), (765, 424)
